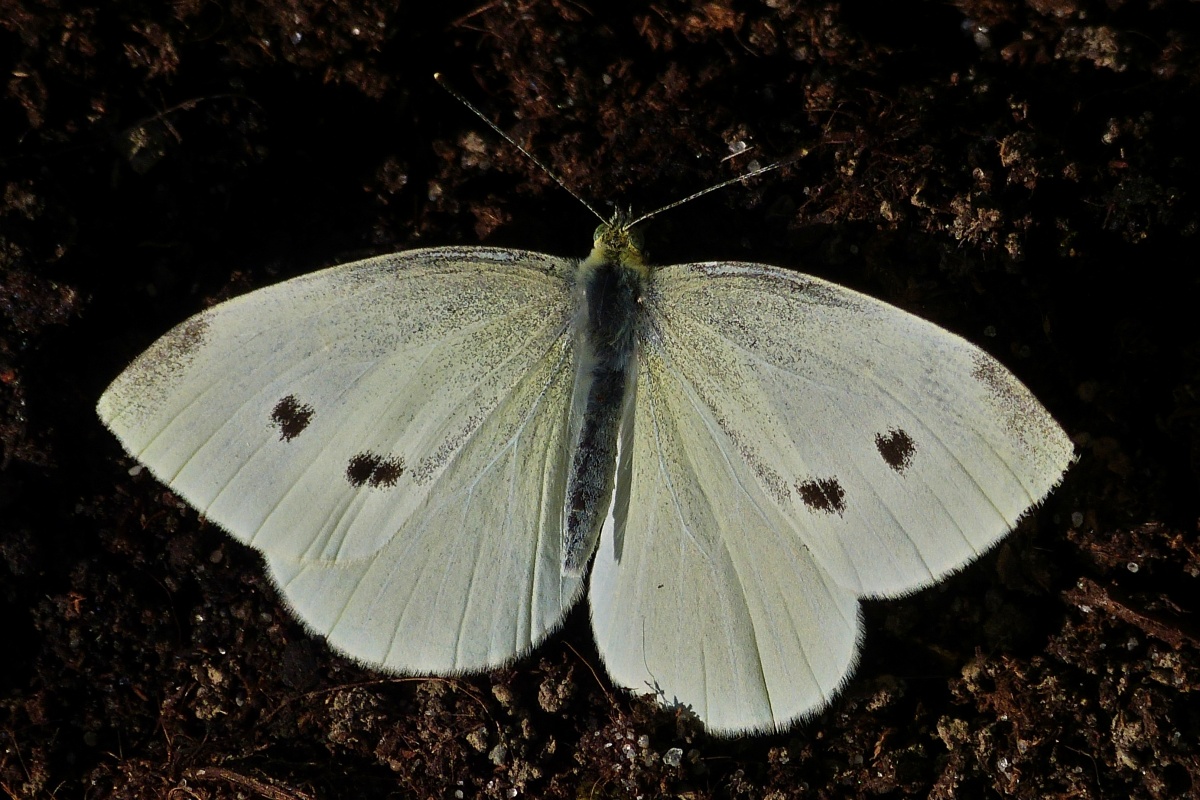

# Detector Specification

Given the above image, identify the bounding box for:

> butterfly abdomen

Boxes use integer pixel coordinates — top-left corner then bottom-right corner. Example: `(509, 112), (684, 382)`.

(562, 231), (649, 576)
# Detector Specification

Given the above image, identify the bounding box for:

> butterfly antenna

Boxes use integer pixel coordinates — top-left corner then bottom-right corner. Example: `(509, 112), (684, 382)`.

(434, 73), (609, 225)
(625, 153), (806, 228)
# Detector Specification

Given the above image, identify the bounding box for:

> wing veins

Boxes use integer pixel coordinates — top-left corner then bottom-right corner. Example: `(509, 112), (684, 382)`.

(253, 305), (570, 562)
(671, 316), (1014, 570)
(644, 358), (777, 717)
(378, 336), (572, 666)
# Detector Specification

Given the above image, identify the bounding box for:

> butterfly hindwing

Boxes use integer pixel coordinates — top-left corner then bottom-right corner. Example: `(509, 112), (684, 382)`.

(589, 329), (861, 734)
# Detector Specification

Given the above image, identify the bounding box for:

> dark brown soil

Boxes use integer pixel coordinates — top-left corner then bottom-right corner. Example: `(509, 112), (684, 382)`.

(2, 2), (1197, 798)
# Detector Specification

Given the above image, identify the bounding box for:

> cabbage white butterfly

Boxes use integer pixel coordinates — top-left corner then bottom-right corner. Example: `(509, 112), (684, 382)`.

(97, 115), (1072, 736)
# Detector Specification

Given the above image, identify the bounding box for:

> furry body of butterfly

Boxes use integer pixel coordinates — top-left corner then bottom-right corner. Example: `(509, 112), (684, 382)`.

(563, 223), (647, 576)
(98, 218), (1073, 734)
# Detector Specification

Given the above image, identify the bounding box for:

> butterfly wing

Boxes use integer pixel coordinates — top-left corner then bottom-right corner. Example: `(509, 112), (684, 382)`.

(590, 261), (1072, 733)
(264, 335), (584, 671)
(589, 344), (862, 733)
(99, 247), (585, 671)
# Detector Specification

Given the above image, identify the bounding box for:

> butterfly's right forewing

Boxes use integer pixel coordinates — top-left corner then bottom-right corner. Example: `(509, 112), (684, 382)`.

(639, 261), (1073, 598)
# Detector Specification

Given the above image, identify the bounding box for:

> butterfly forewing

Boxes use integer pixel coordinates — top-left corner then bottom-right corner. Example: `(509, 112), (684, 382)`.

(637, 262), (1073, 597)
(99, 248), (575, 562)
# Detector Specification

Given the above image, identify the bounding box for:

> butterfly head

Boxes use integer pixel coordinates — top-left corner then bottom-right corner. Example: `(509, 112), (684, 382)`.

(591, 211), (648, 271)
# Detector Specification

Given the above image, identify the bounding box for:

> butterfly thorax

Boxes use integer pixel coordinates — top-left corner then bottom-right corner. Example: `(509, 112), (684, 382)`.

(561, 220), (649, 576)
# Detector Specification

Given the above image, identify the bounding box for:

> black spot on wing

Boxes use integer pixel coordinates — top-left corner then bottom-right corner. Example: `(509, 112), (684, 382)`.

(797, 477), (846, 516)
(875, 427), (916, 473)
(271, 394), (315, 442)
(346, 451), (405, 488)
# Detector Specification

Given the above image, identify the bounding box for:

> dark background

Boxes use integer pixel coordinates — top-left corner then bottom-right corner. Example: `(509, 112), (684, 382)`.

(2, 1), (1197, 798)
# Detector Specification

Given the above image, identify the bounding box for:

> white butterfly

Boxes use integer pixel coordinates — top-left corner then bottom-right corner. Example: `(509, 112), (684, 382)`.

(97, 208), (1072, 734)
